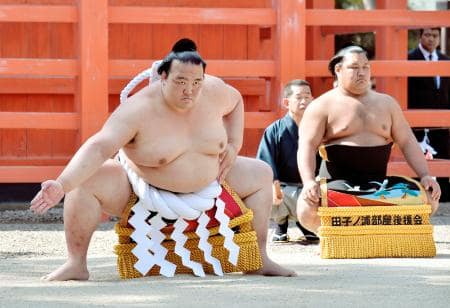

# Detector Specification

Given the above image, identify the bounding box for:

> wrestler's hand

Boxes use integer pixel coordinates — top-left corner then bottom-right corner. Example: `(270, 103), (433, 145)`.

(272, 181), (283, 205)
(218, 144), (238, 182)
(30, 180), (65, 215)
(300, 180), (320, 206)
(420, 175), (441, 201)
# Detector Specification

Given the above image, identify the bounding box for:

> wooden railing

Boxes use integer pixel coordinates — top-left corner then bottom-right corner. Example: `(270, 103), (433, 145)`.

(0, 0), (279, 182)
(0, 0), (449, 182)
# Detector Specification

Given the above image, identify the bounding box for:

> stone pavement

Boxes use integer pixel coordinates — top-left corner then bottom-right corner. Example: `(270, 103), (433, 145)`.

(0, 204), (449, 307)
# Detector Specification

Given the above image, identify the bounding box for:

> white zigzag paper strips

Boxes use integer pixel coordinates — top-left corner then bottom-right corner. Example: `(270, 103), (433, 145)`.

(118, 150), (238, 277)
(172, 218), (205, 277)
(196, 212), (223, 276)
(215, 198), (240, 265)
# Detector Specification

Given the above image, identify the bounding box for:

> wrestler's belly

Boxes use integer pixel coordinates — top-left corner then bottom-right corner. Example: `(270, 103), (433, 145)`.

(129, 154), (220, 193)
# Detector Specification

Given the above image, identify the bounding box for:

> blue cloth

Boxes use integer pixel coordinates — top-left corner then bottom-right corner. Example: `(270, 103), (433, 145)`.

(256, 114), (301, 183)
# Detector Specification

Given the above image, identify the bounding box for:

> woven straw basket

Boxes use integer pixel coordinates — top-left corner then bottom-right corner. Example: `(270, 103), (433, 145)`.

(318, 178), (436, 259)
(114, 182), (262, 278)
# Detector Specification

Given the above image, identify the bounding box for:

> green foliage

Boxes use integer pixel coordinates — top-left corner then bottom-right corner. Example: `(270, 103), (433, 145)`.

(335, 32), (375, 59)
(336, 0), (364, 9)
(335, 0), (434, 55)
(335, 0), (374, 57)
(408, 30), (420, 51)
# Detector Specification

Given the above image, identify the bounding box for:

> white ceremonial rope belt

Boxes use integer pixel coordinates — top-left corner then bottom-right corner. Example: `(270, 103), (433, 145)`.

(118, 150), (240, 277)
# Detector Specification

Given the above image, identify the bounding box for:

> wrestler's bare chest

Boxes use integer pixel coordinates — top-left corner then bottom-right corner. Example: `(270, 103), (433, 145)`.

(123, 102), (228, 168)
(326, 98), (392, 143)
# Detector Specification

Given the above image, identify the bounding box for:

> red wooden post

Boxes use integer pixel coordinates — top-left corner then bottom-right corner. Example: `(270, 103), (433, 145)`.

(376, 0), (408, 109)
(309, 0), (334, 97)
(76, 0), (109, 142)
(76, 0), (110, 220)
(275, 0), (306, 116)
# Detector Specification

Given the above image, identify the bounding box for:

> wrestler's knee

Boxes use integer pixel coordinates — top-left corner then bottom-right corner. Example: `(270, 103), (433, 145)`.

(227, 158), (273, 204)
(236, 158), (273, 190)
(80, 160), (126, 191)
(430, 198), (440, 215)
(254, 160), (274, 186)
(424, 190), (440, 215)
(68, 160), (130, 210)
(296, 197), (319, 227)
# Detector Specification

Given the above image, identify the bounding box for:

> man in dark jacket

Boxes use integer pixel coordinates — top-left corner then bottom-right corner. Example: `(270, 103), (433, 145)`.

(408, 27), (450, 200)
(408, 28), (450, 109)
(257, 79), (319, 244)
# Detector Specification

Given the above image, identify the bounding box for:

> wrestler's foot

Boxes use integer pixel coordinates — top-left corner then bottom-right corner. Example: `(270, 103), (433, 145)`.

(41, 259), (89, 281)
(247, 257), (297, 277)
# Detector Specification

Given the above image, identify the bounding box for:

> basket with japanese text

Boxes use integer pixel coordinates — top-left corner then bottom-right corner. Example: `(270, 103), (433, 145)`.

(318, 176), (436, 258)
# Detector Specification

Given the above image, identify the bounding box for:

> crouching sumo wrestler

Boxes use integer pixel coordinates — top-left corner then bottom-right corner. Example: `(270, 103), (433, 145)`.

(30, 38), (296, 281)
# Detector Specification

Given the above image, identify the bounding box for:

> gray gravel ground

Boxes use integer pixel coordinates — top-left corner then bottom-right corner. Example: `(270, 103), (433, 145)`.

(0, 203), (449, 308)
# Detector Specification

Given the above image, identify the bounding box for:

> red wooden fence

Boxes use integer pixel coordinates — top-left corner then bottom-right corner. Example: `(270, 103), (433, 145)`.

(0, 0), (449, 183)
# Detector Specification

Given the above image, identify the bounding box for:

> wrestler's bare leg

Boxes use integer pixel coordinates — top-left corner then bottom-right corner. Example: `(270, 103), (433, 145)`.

(42, 159), (131, 281)
(296, 197), (321, 234)
(426, 190), (440, 215)
(225, 156), (296, 277)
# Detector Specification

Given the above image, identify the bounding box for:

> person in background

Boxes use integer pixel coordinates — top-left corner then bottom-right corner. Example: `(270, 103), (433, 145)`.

(257, 79), (319, 244)
(408, 27), (450, 201)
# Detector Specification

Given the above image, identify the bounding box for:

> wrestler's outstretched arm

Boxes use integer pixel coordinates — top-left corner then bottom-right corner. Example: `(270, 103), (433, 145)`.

(30, 95), (141, 214)
(297, 99), (327, 206)
(389, 95), (441, 208)
(219, 83), (244, 182)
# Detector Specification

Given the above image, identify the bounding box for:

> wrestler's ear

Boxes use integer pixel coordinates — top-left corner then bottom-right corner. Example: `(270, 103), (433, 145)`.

(160, 72), (168, 86)
(334, 63), (342, 76)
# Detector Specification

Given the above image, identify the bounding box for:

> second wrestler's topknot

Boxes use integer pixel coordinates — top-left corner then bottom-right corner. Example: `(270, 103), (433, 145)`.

(157, 38), (206, 76)
(171, 38), (197, 53)
(328, 45), (367, 77)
